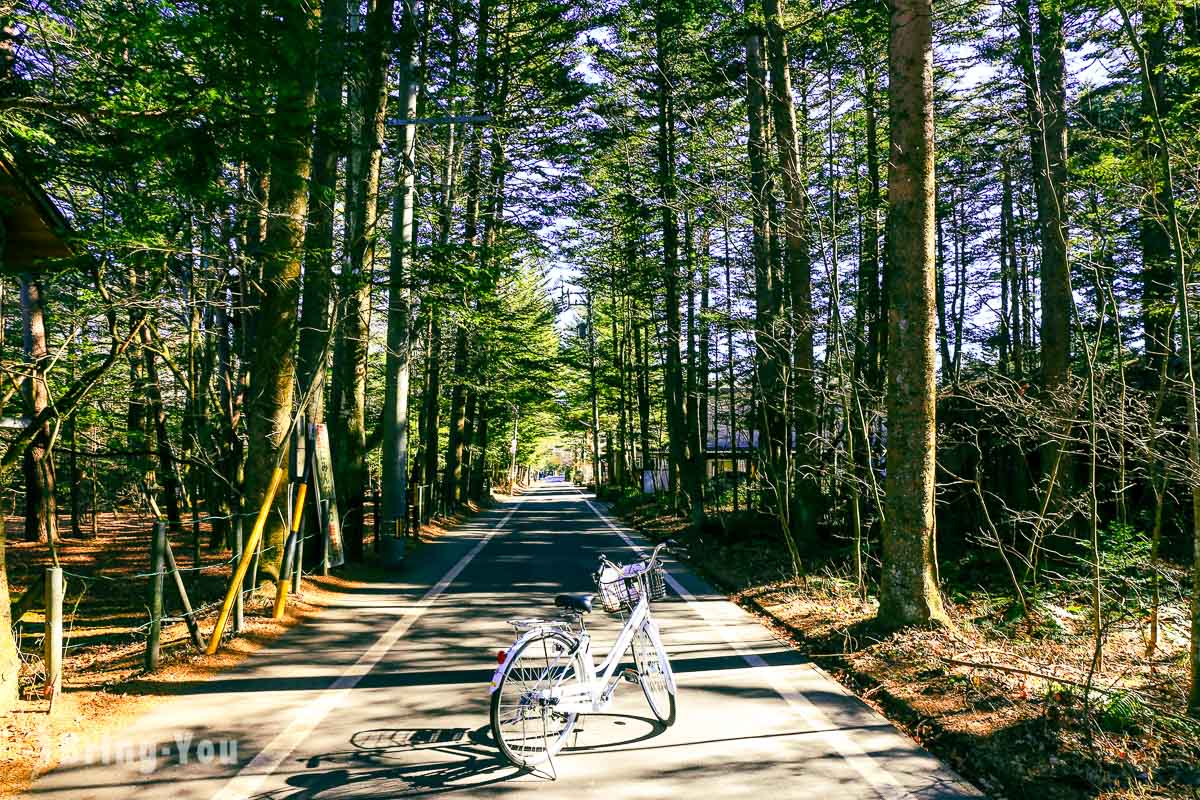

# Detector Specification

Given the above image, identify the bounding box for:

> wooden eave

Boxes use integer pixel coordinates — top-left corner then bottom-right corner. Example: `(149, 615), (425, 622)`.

(0, 154), (72, 272)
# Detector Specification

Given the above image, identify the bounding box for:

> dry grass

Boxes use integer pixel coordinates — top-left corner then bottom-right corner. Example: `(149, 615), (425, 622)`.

(0, 501), (482, 799)
(614, 500), (1200, 800)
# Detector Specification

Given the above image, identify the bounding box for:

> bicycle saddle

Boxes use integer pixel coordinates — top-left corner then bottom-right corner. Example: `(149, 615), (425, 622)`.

(554, 593), (594, 614)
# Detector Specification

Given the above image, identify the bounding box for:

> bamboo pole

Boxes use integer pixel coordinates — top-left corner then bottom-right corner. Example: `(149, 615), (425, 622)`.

(273, 482), (308, 619)
(233, 511), (244, 633)
(206, 467), (286, 654)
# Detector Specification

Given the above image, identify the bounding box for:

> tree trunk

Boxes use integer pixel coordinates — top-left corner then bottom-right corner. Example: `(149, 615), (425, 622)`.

(446, 0), (491, 510)
(68, 347), (81, 538)
(1139, 14), (1172, 383)
(1029, 0), (1073, 493)
(878, 0), (949, 627)
(1002, 161), (1024, 379)
(0, 517), (15, 712)
(210, 287), (235, 547)
(446, 328), (470, 505)
(20, 275), (56, 544)
(862, 55), (884, 392)
(684, 212), (703, 520)
(141, 320), (184, 535)
(589, 292), (602, 486)
(634, 321), (653, 490)
(764, 0), (817, 545)
(242, 0), (321, 583)
(612, 261), (629, 488)
(698, 252), (711, 505)
(422, 314), (442, 500)
(460, 388), (477, 501)
(935, 206), (951, 375)
(331, 0), (394, 561)
(469, 397), (489, 502)
(298, 0), (348, 425)
(725, 225), (739, 513)
(744, 27), (783, 508)
(656, 9), (685, 507)
(382, 2), (419, 531)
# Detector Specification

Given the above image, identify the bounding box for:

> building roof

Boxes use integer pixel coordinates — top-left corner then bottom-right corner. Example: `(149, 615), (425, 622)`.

(0, 154), (72, 272)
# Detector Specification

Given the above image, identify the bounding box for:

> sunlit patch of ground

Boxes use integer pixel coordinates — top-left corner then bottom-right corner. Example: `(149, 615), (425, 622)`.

(0, 500), (484, 799)
(611, 496), (1200, 800)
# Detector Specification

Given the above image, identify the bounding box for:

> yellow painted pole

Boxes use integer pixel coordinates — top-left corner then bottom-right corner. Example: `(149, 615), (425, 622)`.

(207, 467), (287, 654)
(273, 482), (308, 619)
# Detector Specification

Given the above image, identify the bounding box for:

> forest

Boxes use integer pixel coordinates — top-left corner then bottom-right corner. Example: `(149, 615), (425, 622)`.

(0, 0), (1198, 784)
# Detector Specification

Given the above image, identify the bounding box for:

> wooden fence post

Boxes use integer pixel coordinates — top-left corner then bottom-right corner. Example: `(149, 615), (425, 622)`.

(144, 521), (166, 672)
(43, 566), (62, 704)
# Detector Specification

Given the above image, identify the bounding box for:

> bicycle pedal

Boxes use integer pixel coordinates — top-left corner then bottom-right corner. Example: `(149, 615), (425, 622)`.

(621, 668), (640, 685)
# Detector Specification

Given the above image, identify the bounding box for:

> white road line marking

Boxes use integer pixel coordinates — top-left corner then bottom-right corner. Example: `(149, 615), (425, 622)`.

(210, 501), (523, 800)
(574, 487), (914, 800)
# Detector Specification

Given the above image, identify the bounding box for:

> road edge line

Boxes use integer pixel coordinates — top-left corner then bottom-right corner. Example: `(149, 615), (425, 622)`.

(574, 487), (917, 800)
(210, 499), (524, 800)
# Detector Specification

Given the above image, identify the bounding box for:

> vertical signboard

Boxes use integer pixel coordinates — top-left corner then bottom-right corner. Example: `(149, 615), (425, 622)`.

(311, 423), (344, 568)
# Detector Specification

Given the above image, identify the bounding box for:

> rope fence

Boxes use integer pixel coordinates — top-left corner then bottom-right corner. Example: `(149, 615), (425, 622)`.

(10, 461), (496, 700)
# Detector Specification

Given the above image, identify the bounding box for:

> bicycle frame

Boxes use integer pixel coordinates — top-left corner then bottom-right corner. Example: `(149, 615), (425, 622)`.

(489, 588), (676, 716)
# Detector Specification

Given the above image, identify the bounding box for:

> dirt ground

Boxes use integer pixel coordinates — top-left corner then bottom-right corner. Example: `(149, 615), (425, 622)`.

(613, 499), (1200, 800)
(0, 503), (478, 799)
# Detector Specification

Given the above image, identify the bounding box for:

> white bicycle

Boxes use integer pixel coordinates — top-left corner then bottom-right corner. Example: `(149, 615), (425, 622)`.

(488, 541), (678, 768)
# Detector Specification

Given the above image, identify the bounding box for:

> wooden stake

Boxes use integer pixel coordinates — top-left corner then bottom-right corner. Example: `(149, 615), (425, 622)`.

(144, 521), (166, 672)
(207, 468), (286, 654)
(163, 538), (206, 651)
(43, 567), (62, 704)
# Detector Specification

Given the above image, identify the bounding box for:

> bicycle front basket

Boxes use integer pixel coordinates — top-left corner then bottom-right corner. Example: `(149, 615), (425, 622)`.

(596, 567), (639, 613)
(645, 564), (667, 600)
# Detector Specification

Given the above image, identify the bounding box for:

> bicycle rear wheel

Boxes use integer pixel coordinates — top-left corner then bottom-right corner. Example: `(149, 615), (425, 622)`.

(490, 631), (585, 767)
(631, 624), (676, 726)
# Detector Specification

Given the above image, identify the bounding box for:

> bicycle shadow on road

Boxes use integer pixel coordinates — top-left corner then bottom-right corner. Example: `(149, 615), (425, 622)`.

(248, 715), (668, 798)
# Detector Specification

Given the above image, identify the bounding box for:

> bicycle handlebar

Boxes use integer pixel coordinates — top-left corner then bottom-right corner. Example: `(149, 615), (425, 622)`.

(598, 540), (676, 572)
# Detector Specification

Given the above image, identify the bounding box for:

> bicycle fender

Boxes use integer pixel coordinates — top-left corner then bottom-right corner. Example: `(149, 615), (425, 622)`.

(489, 629), (535, 695)
(642, 618), (677, 694)
(488, 628), (574, 695)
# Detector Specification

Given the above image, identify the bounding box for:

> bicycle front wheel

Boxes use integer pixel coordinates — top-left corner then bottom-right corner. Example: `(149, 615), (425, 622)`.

(631, 624), (676, 726)
(490, 631), (585, 767)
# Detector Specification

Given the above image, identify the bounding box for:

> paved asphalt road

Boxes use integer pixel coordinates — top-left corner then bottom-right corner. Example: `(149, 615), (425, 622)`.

(29, 480), (982, 799)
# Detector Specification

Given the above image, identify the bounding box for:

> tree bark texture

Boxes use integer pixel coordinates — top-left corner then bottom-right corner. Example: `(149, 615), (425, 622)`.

(242, 0), (321, 583)
(878, 0), (949, 627)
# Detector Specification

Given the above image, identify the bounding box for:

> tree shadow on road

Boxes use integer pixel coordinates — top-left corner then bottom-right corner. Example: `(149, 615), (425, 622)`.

(249, 715), (670, 798)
